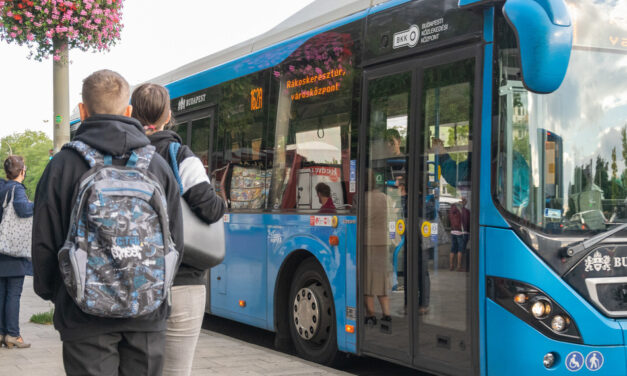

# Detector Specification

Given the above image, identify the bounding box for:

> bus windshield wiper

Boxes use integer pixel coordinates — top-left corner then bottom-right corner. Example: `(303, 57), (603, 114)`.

(563, 222), (627, 257)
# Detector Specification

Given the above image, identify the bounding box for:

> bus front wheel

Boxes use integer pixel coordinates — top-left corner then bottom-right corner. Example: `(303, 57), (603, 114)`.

(288, 258), (339, 365)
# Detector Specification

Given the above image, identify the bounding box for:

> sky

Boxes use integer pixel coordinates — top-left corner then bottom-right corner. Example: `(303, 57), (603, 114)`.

(0, 0), (314, 140)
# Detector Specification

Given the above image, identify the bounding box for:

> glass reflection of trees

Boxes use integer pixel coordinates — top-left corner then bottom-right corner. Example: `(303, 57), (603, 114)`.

(268, 26), (360, 211)
(214, 72), (269, 210)
(496, 0), (627, 232)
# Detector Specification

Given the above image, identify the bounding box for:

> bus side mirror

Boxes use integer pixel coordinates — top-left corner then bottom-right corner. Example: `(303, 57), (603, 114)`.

(503, 0), (573, 94)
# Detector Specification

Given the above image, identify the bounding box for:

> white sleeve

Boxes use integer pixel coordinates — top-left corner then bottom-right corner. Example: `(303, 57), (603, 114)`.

(178, 157), (210, 194)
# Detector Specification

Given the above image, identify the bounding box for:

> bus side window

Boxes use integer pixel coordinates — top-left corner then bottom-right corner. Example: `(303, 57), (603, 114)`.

(267, 28), (357, 212)
(214, 71), (269, 211)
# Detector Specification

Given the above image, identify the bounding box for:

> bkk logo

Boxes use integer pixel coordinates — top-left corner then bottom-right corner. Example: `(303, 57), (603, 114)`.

(393, 25), (420, 49)
(111, 245), (143, 260)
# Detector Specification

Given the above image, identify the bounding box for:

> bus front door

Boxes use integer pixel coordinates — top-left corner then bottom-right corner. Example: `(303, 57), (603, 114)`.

(361, 45), (480, 375)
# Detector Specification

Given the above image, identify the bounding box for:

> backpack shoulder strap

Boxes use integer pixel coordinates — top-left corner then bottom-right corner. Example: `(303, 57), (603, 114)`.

(125, 145), (156, 171)
(168, 142), (184, 195)
(62, 141), (105, 168)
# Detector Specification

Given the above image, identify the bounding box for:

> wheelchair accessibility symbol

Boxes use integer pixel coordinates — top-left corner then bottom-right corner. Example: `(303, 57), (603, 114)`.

(585, 351), (604, 371)
(565, 351), (584, 372)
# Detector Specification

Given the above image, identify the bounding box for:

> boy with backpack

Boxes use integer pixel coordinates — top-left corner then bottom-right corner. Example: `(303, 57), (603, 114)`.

(32, 69), (183, 375)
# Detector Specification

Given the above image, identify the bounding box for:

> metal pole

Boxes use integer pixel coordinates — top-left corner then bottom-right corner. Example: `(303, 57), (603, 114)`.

(52, 37), (70, 153)
(4, 142), (12, 156)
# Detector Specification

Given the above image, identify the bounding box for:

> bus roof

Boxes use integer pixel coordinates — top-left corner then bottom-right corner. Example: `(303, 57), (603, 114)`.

(147, 0), (392, 87)
(70, 0), (400, 121)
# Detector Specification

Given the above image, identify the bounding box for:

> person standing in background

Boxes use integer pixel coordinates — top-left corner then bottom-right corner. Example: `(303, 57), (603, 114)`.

(449, 196), (470, 271)
(0, 156), (33, 349)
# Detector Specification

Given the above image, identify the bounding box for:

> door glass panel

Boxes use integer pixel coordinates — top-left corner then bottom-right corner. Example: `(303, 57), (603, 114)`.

(416, 58), (473, 368)
(176, 122), (188, 147)
(191, 117), (212, 175)
(363, 71), (411, 358)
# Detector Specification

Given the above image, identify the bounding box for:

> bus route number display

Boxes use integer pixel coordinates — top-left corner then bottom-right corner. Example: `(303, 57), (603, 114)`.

(251, 87), (263, 111)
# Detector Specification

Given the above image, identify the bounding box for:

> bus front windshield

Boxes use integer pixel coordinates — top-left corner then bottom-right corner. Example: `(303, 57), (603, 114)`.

(495, 0), (627, 234)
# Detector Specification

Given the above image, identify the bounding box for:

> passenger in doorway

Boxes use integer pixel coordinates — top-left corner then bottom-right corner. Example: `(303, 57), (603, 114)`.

(131, 83), (225, 376)
(449, 196), (470, 272)
(364, 170), (392, 326)
(316, 182), (336, 213)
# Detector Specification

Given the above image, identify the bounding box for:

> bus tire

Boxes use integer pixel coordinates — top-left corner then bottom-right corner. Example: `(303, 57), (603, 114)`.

(288, 257), (339, 365)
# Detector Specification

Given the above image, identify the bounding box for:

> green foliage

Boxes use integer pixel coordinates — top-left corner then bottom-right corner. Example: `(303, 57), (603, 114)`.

(594, 156), (611, 199)
(0, 130), (52, 200)
(30, 308), (54, 325)
(612, 147), (618, 180)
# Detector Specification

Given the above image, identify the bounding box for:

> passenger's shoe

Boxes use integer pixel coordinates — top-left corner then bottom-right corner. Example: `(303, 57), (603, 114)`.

(380, 315), (392, 333)
(364, 315), (377, 326)
(4, 335), (30, 349)
(0, 334), (4, 347)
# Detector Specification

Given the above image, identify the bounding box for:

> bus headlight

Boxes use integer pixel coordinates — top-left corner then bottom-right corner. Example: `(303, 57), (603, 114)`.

(513, 293), (527, 304)
(487, 277), (582, 343)
(531, 300), (551, 318)
(551, 315), (570, 332)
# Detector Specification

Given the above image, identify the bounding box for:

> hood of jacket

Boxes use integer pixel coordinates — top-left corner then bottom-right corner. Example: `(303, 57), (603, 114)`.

(74, 115), (150, 156)
(148, 130), (183, 158)
(148, 130), (182, 148)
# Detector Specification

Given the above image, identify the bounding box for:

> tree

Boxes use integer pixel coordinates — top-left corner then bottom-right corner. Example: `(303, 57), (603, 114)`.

(612, 147), (618, 180)
(594, 156), (611, 199)
(0, 131), (52, 199)
(0, 0), (124, 152)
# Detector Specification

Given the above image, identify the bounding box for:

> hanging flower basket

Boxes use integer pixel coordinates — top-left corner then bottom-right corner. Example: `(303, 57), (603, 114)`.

(0, 0), (124, 61)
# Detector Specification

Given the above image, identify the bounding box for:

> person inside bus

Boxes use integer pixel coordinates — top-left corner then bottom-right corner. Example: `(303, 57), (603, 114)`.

(385, 128), (403, 158)
(364, 169), (392, 327)
(432, 137), (530, 209)
(449, 196), (470, 272)
(131, 83), (225, 376)
(316, 182), (336, 213)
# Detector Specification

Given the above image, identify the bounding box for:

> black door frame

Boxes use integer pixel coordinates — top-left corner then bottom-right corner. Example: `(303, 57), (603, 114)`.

(357, 43), (483, 375)
(174, 107), (216, 170)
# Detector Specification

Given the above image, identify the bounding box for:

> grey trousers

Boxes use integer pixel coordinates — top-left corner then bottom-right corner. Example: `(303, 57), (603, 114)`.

(62, 331), (165, 376)
(163, 285), (206, 376)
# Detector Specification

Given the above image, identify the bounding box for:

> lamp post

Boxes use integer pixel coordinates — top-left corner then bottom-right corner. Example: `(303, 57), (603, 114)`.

(4, 141), (13, 156)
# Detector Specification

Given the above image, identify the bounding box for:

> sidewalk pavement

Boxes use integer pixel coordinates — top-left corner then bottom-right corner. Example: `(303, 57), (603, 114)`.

(1, 277), (350, 376)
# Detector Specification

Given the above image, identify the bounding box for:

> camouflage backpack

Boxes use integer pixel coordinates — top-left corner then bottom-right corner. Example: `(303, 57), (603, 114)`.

(58, 140), (179, 318)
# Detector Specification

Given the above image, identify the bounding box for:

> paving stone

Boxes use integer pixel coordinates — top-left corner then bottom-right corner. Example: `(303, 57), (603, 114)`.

(9, 277), (351, 376)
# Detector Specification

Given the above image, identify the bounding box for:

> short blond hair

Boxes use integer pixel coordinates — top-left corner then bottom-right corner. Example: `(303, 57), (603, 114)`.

(81, 69), (130, 115)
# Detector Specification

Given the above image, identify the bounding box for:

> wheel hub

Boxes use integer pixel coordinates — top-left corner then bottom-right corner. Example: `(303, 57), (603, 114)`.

(293, 286), (321, 340)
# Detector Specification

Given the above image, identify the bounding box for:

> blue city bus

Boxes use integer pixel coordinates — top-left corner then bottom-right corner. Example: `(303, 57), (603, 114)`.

(142, 0), (626, 374)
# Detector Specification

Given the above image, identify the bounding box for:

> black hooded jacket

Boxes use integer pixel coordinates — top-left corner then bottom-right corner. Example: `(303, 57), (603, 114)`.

(148, 130), (225, 286)
(32, 115), (183, 341)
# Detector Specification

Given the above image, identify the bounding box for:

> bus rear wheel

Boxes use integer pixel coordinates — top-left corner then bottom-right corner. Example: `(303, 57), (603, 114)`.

(288, 258), (339, 365)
